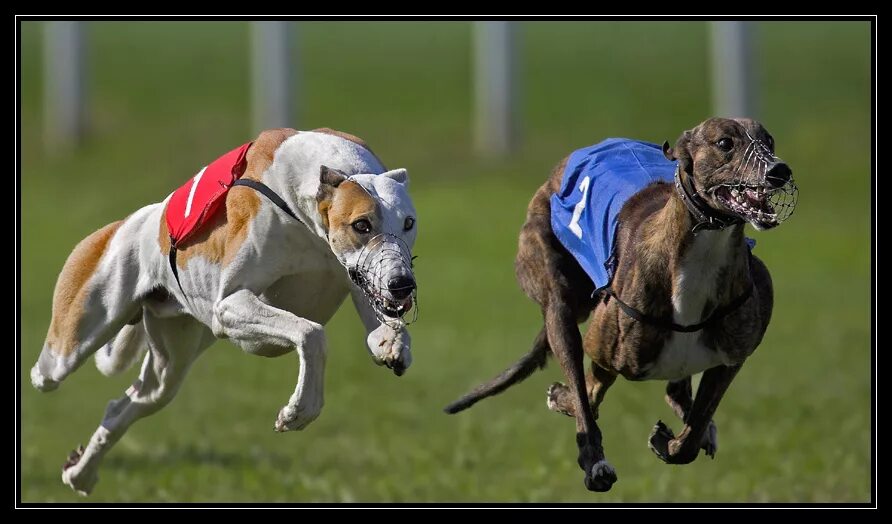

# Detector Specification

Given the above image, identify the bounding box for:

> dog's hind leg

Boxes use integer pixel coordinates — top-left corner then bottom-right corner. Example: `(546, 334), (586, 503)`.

(543, 298), (617, 492)
(512, 185), (614, 492)
(61, 313), (212, 495)
(547, 363), (616, 420)
(31, 215), (152, 392)
(664, 377), (718, 458)
(648, 364), (742, 465)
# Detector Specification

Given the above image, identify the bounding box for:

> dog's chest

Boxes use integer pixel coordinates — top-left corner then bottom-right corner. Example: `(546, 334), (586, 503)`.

(642, 229), (735, 380)
(262, 269), (351, 324)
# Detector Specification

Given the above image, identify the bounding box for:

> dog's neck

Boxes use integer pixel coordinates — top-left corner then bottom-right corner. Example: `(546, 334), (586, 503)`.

(645, 190), (751, 319)
(674, 168), (742, 233)
(260, 165), (336, 243)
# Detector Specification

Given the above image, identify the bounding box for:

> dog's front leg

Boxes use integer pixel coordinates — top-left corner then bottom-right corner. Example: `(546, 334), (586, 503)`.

(649, 364), (742, 465)
(665, 377), (718, 458)
(213, 289), (326, 432)
(350, 285), (412, 376)
(544, 300), (617, 492)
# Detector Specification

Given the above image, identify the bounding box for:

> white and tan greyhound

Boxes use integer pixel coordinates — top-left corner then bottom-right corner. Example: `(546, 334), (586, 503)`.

(30, 128), (419, 495)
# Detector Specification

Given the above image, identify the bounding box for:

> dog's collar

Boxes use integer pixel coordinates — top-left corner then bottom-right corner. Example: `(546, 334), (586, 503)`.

(673, 166), (743, 234)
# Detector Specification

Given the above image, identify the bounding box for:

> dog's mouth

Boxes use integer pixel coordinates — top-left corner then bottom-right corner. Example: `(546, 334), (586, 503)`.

(376, 293), (415, 319)
(711, 181), (798, 230)
(352, 273), (417, 327)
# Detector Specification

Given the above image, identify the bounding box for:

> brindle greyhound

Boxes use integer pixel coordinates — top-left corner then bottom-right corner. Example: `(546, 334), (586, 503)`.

(445, 117), (797, 492)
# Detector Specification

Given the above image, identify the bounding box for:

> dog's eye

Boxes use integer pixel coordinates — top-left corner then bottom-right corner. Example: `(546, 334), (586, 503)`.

(351, 219), (371, 234)
(766, 135), (775, 151)
(403, 216), (415, 231)
(716, 137), (734, 152)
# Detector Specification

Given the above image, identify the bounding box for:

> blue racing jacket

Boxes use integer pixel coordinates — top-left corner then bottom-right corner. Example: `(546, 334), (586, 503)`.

(550, 138), (676, 289)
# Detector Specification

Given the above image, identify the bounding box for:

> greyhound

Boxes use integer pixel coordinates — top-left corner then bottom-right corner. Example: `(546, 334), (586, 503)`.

(445, 117), (797, 492)
(30, 128), (419, 495)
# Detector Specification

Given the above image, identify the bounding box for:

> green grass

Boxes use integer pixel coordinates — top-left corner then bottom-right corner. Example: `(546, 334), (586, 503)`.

(19, 21), (872, 503)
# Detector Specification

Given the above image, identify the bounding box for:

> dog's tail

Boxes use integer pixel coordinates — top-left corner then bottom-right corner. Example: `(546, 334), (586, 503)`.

(444, 327), (550, 414)
(94, 321), (149, 377)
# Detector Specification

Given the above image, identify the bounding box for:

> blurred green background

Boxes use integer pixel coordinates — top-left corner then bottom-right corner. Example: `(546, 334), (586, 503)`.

(20, 21), (872, 502)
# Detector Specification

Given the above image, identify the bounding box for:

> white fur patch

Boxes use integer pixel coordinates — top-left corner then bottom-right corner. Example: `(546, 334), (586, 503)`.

(643, 229), (735, 380)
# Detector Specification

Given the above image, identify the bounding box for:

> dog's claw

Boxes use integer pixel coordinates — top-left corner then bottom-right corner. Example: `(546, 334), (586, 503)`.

(648, 420), (676, 463)
(62, 445), (85, 471)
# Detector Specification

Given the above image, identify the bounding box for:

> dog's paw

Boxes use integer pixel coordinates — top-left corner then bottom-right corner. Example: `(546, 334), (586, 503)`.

(61, 445), (97, 496)
(574, 434), (617, 493)
(701, 420), (718, 459)
(62, 444), (84, 471)
(367, 325), (412, 376)
(546, 383), (574, 417)
(584, 459), (617, 492)
(647, 420), (676, 463)
(648, 420), (701, 464)
(274, 401), (321, 432)
(31, 365), (59, 392)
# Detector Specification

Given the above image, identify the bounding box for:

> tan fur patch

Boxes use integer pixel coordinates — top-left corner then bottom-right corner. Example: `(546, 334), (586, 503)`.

(317, 200), (332, 232)
(312, 127), (385, 168)
(47, 220), (123, 356)
(158, 128), (298, 268)
(321, 180), (379, 249)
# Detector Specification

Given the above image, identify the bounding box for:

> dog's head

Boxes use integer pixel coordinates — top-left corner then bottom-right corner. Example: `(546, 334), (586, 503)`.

(316, 165), (417, 327)
(663, 117), (798, 231)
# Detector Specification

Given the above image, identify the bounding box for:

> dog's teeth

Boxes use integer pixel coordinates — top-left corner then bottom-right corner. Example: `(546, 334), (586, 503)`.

(731, 189), (740, 199)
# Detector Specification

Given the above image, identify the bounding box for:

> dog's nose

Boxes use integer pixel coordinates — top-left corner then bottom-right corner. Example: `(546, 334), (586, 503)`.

(765, 162), (792, 188)
(388, 276), (416, 300)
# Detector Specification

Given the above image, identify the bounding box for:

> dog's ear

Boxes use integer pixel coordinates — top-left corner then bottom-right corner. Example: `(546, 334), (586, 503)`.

(316, 165), (348, 231)
(380, 168), (409, 186)
(662, 140), (674, 160)
(664, 131), (693, 175)
(319, 165), (348, 189)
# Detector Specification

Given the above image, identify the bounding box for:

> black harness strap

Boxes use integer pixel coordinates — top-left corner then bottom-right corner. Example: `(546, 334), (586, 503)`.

(601, 283), (754, 333)
(169, 240), (185, 295)
(230, 179), (303, 224)
(168, 179), (305, 292)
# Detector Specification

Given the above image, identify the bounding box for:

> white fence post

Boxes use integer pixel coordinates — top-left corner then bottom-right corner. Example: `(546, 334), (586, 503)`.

(710, 21), (756, 118)
(43, 21), (87, 152)
(474, 21), (518, 157)
(252, 21), (295, 134)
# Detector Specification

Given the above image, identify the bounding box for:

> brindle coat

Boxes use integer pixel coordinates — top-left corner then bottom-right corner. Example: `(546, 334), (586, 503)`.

(446, 118), (784, 492)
